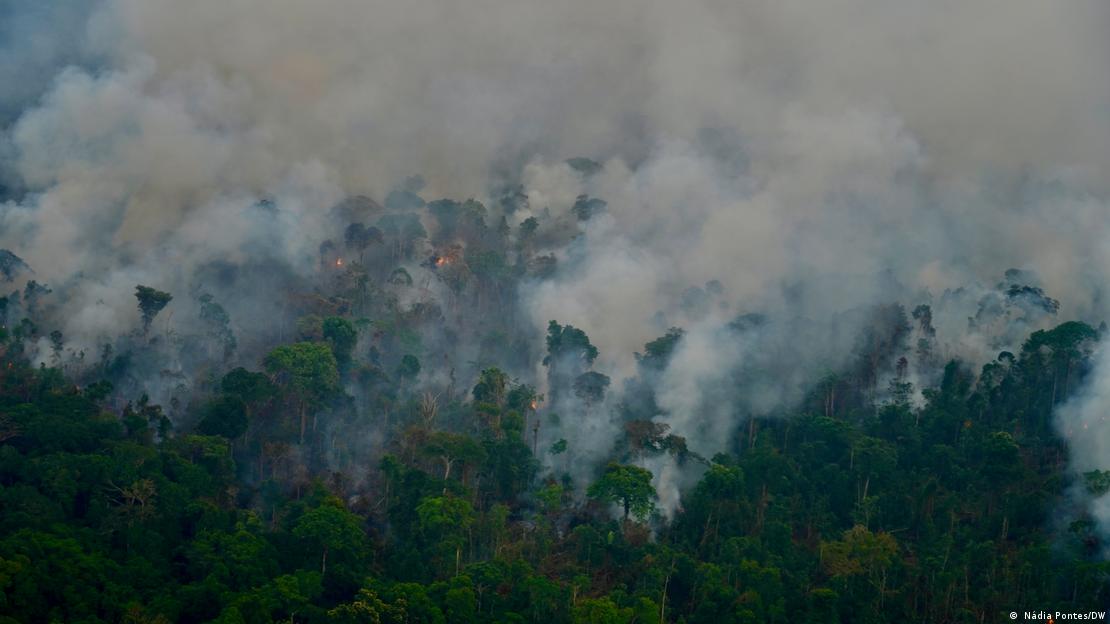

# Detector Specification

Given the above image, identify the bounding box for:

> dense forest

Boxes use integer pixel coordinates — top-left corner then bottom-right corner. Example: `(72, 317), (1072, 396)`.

(1, 178), (1108, 623)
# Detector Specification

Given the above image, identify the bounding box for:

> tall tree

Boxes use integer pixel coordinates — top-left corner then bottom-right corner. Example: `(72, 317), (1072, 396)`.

(544, 320), (600, 397)
(135, 285), (173, 335)
(322, 317), (358, 373)
(588, 463), (657, 522)
(421, 432), (486, 487)
(293, 497), (365, 576)
(263, 342), (340, 444)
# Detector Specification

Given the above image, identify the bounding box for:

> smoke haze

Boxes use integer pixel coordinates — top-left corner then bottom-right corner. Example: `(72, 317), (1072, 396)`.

(2, 0), (1110, 519)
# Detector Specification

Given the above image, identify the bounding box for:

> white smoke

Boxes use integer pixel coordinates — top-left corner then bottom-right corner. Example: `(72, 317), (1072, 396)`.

(1, 0), (1109, 516)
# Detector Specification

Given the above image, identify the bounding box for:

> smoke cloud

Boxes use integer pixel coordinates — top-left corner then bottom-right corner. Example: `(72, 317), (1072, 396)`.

(2, 0), (1109, 516)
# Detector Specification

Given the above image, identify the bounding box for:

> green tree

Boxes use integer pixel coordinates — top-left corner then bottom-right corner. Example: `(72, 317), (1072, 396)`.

(472, 367), (509, 407)
(416, 496), (474, 577)
(519, 217), (539, 242)
(572, 597), (631, 624)
(323, 317), (358, 372)
(443, 575), (477, 622)
(327, 587), (396, 623)
(544, 321), (600, 397)
(396, 354), (421, 385)
(821, 525), (898, 618)
(588, 463), (657, 522)
(199, 293), (237, 360)
(196, 395), (248, 440)
(573, 371), (610, 405)
(292, 497), (366, 576)
(544, 321), (599, 366)
(263, 342), (340, 444)
(344, 222), (384, 262)
(135, 285), (173, 334)
(220, 367), (277, 411)
(421, 432), (486, 486)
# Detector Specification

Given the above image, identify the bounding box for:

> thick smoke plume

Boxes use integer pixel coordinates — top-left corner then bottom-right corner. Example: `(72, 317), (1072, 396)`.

(2, 0), (1109, 517)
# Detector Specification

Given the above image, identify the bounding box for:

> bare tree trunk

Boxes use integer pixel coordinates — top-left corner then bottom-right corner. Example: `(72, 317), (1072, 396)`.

(299, 403), (307, 445)
(532, 420), (539, 456)
(661, 558), (675, 623)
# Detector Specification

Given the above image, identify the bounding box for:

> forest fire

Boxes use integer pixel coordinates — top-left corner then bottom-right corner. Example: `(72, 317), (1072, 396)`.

(0, 1), (1104, 621)
(427, 244), (464, 270)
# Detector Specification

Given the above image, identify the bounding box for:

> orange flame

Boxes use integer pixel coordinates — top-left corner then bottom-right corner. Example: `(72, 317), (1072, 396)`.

(435, 257), (446, 267)
(335, 258), (343, 267)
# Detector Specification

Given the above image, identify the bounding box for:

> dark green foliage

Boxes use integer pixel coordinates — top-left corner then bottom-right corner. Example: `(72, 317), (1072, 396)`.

(587, 463), (657, 521)
(428, 199), (462, 240)
(322, 316), (358, 372)
(571, 195), (607, 221)
(573, 371), (610, 404)
(388, 266), (413, 286)
(0, 249), (28, 282)
(519, 216), (539, 240)
(293, 496), (366, 576)
(264, 342), (340, 444)
(344, 222), (383, 261)
(264, 343), (340, 397)
(396, 354), (421, 382)
(635, 328), (684, 370)
(377, 213), (427, 258)
(199, 293), (237, 360)
(543, 321), (599, 366)
(468, 250), (508, 282)
(134, 285), (173, 334)
(196, 395), (248, 439)
(22, 281), (51, 317)
(565, 157), (602, 176)
(221, 367), (276, 405)
(0, 308), (1106, 623)
(472, 367), (508, 405)
(544, 321), (601, 398)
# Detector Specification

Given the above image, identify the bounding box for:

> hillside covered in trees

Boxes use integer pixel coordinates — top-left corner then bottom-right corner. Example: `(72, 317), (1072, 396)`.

(3, 1), (1110, 622)
(1, 178), (1109, 622)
